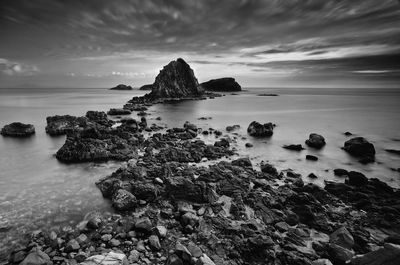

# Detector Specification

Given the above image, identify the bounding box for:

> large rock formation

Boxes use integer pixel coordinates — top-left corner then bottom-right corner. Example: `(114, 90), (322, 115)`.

(200, 77), (241, 92)
(343, 137), (375, 163)
(110, 84), (132, 90)
(149, 58), (203, 98)
(247, 121), (274, 137)
(1, 122), (35, 137)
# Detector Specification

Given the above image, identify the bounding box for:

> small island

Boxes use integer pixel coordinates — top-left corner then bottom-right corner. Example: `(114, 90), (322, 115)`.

(109, 84), (133, 90)
(200, 77), (241, 92)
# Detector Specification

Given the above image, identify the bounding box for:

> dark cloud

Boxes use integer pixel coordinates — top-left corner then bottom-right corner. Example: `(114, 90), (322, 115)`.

(0, 0), (399, 87)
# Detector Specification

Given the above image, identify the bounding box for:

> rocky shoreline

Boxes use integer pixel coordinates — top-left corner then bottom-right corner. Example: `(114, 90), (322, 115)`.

(2, 59), (400, 265)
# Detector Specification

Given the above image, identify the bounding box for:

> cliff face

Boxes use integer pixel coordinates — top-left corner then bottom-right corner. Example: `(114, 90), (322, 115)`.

(150, 58), (204, 98)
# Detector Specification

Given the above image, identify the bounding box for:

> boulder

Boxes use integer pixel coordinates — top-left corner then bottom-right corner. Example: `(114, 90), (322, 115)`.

(80, 252), (128, 265)
(110, 84), (133, 90)
(260, 162), (278, 176)
(328, 243), (354, 264)
(351, 243), (400, 265)
(346, 171), (368, 186)
(134, 217), (152, 233)
(334, 169), (348, 177)
(148, 235), (161, 250)
(149, 58), (203, 98)
(139, 84), (153, 90)
(19, 247), (52, 265)
(1, 122), (35, 137)
(343, 137), (375, 161)
(247, 121), (274, 137)
(305, 133), (326, 149)
(200, 77), (241, 92)
(330, 227), (354, 250)
(111, 189), (137, 211)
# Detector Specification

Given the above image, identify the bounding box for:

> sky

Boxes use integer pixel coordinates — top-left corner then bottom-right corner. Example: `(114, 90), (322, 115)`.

(0, 0), (400, 88)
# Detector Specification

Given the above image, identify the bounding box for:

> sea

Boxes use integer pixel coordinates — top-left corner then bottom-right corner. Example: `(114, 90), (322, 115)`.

(0, 87), (399, 258)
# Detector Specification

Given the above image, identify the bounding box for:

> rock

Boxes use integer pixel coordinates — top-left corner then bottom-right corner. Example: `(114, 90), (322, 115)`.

(260, 162), (278, 176)
(306, 155), (318, 161)
(148, 235), (161, 250)
(65, 239), (80, 252)
(346, 171), (368, 186)
(245, 143), (253, 148)
(344, 132), (353, 136)
(183, 121), (197, 131)
(247, 121), (274, 137)
(111, 189), (137, 211)
(200, 77), (241, 92)
(76, 234), (88, 245)
(139, 84), (153, 90)
(283, 144), (304, 151)
(110, 84), (133, 90)
(330, 227), (354, 250)
(351, 243), (400, 265)
(134, 217), (152, 233)
(275, 221), (290, 232)
(343, 137), (375, 162)
(101, 234), (112, 241)
(257, 93), (278, 96)
(19, 247), (52, 265)
(166, 254), (183, 265)
(149, 58), (203, 98)
(110, 239), (121, 247)
(312, 259), (333, 265)
(226, 125), (240, 132)
(305, 133), (326, 149)
(107, 108), (131, 115)
(155, 225), (167, 238)
(214, 138), (229, 148)
(328, 243), (354, 264)
(128, 250), (140, 263)
(187, 242), (203, 258)
(80, 252), (128, 265)
(181, 212), (200, 227)
(175, 242), (192, 262)
(385, 149), (400, 155)
(308, 173), (318, 179)
(196, 254), (216, 265)
(1, 122), (35, 137)
(333, 169), (348, 177)
(232, 157), (252, 168)
(285, 211), (299, 226)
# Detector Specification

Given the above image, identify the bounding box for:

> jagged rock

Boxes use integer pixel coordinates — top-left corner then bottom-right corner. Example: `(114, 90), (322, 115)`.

(149, 58), (203, 98)
(351, 243), (400, 265)
(148, 235), (161, 250)
(328, 243), (354, 264)
(111, 189), (137, 211)
(45, 115), (86, 135)
(110, 84), (132, 90)
(107, 108), (131, 115)
(196, 254), (216, 265)
(19, 247), (52, 265)
(155, 225), (167, 238)
(65, 239), (80, 252)
(247, 121), (274, 137)
(1, 122), (35, 137)
(308, 173), (318, 179)
(134, 217), (152, 233)
(80, 252), (128, 265)
(139, 84), (153, 90)
(343, 137), (375, 162)
(330, 227), (354, 250)
(306, 133), (326, 149)
(200, 77), (241, 92)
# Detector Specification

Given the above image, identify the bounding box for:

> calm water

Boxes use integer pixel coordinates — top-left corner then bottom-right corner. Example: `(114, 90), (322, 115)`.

(1, 87), (400, 257)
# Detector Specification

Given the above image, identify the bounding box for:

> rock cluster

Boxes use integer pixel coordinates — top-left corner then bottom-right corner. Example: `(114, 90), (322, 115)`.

(1, 122), (35, 137)
(200, 78), (241, 92)
(247, 121), (274, 137)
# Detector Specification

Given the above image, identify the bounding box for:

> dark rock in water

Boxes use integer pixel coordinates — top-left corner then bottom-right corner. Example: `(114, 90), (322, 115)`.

(308, 173), (318, 179)
(306, 155), (318, 161)
(247, 121), (274, 137)
(149, 58), (203, 98)
(110, 84), (133, 90)
(139, 84), (153, 90)
(344, 132), (353, 136)
(333, 168), (348, 177)
(343, 137), (375, 162)
(245, 142), (253, 148)
(283, 144), (304, 151)
(214, 138), (229, 148)
(305, 133), (326, 149)
(346, 171), (368, 186)
(107, 108), (131, 115)
(200, 77), (241, 92)
(226, 125), (240, 132)
(1, 122), (35, 137)
(386, 149), (400, 155)
(257, 93), (278, 96)
(112, 189), (137, 211)
(260, 162), (278, 176)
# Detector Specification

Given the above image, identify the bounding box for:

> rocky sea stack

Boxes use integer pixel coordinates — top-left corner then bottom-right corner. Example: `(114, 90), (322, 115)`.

(200, 77), (241, 92)
(1, 122), (35, 137)
(149, 58), (204, 98)
(110, 84), (133, 90)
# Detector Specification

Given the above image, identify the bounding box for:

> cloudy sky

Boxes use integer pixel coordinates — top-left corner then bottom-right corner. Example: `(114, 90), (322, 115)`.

(1, 0), (399, 88)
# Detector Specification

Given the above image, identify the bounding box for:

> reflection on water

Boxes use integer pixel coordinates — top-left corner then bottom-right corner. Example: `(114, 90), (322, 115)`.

(1, 87), (400, 257)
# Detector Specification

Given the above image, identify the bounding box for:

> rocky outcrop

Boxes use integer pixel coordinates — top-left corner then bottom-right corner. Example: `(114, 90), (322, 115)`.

(343, 137), (375, 163)
(149, 58), (204, 98)
(306, 133), (326, 149)
(1, 122), (35, 137)
(200, 77), (241, 92)
(139, 84), (153, 90)
(107, 108), (131, 115)
(247, 121), (274, 137)
(110, 84), (133, 90)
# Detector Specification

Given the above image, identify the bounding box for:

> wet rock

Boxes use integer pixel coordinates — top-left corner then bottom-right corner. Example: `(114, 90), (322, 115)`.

(183, 121), (197, 131)
(80, 252), (128, 265)
(344, 132), (353, 136)
(330, 227), (354, 250)
(19, 247), (52, 265)
(214, 138), (229, 148)
(333, 169), (348, 177)
(226, 125), (240, 132)
(200, 77), (241, 92)
(231, 157), (252, 168)
(110, 84), (132, 90)
(107, 108), (131, 115)
(351, 243), (400, 265)
(305, 133), (326, 149)
(1, 122), (35, 137)
(149, 58), (203, 98)
(306, 155), (318, 161)
(247, 121), (274, 137)
(308, 173), (318, 179)
(148, 235), (161, 250)
(346, 171), (368, 186)
(260, 162), (278, 176)
(45, 115), (85, 135)
(343, 137), (375, 162)
(283, 144), (304, 151)
(245, 143), (253, 148)
(111, 189), (137, 211)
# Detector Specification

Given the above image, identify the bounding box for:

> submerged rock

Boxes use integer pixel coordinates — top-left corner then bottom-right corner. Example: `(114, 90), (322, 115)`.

(247, 121), (274, 137)
(305, 133), (326, 149)
(1, 122), (35, 137)
(200, 77), (241, 92)
(343, 137), (375, 163)
(110, 84), (133, 90)
(149, 58), (203, 98)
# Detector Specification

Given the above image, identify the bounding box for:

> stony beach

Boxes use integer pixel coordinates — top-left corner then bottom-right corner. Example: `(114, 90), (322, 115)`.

(2, 59), (400, 265)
